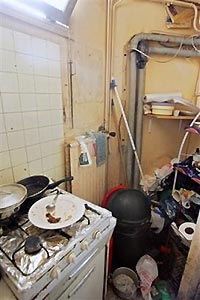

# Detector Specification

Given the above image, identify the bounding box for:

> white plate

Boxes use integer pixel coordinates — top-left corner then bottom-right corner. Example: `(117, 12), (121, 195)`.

(28, 194), (85, 229)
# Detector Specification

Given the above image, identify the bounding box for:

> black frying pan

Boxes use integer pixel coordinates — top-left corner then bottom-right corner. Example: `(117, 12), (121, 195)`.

(17, 175), (73, 199)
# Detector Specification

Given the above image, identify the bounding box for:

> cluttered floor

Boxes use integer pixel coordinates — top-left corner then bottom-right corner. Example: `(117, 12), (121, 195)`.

(103, 154), (200, 300)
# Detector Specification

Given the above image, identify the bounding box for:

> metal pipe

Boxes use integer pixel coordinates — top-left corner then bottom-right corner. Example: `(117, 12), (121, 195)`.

(127, 51), (137, 186)
(149, 46), (200, 57)
(129, 33), (200, 189)
(133, 67), (146, 189)
(130, 33), (200, 50)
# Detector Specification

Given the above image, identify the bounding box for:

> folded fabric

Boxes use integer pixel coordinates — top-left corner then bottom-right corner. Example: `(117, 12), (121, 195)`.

(92, 132), (107, 167)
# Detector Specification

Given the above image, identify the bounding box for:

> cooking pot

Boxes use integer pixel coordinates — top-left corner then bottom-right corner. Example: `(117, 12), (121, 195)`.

(112, 267), (139, 299)
(0, 184), (27, 220)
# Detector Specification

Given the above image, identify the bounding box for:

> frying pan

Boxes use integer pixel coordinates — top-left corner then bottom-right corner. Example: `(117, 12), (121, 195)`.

(17, 175), (73, 200)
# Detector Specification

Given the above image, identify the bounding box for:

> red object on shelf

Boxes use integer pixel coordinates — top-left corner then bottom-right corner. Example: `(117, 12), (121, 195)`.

(102, 185), (128, 273)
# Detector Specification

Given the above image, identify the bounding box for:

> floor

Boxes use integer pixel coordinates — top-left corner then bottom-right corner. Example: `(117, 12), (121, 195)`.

(105, 281), (176, 300)
(105, 283), (143, 300)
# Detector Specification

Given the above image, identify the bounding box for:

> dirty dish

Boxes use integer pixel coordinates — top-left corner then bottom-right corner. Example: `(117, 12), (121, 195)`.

(28, 194), (85, 229)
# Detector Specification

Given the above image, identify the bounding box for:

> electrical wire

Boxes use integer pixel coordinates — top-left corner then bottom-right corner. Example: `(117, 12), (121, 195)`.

(131, 37), (184, 63)
(191, 34), (200, 53)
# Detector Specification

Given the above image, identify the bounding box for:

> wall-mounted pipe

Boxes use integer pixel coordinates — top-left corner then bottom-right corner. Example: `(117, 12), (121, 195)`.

(149, 46), (200, 57)
(128, 33), (200, 188)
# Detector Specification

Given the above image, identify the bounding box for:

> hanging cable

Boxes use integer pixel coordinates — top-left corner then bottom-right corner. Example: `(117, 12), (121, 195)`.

(191, 34), (200, 53)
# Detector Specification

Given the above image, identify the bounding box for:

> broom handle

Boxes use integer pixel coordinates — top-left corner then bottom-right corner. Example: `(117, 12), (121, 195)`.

(112, 80), (148, 195)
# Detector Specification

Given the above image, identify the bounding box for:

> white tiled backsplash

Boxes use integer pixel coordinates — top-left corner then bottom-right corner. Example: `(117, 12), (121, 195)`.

(0, 26), (65, 184)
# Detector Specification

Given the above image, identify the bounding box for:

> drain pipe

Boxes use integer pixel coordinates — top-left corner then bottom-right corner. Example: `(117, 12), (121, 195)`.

(128, 33), (200, 188)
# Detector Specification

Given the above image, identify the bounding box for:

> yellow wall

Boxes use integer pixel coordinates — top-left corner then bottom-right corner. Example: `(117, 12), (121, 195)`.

(66, 0), (106, 138)
(107, 0), (200, 187)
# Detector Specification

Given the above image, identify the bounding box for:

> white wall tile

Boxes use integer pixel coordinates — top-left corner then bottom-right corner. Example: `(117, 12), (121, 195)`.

(44, 168), (56, 180)
(0, 133), (8, 152)
(20, 94), (37, 111)
(24, 128), (39, 146)
(51, 139), (64, 154)
(39, 126), (52, 142)
(0, 27), (14, 51)
(26, 144), (41, 161)
(0, 50), (17, 72)
(10, 148), (27, 167)
(35, 76), (48, 93)
(28, 159), (42, 175)
(32, 37), (47, 58)
(42, 155), (54, 171)
(38, 111), (51, 127)
(14, 31), (32, 54)
(4, 113), (23, 132)
(36, 94), (50, 110)
(1, 94), (21, 112)
(7, 131), (25, 149)
(0, 114), (6, 133)
(51, 125), (64, 139)
(49, 94), (63, 110)
(23, 111), (38, 129)
(0, 168), (14, 184)
(47, 41), (60, 61)
(52, 152), (64, 168)
(18, 74), (35, 93)
(16, 53), (33, 74)
(13, 163), (29, 181)
(0, 29), (64, 182)
(0, 151), (11, 170)
(0, 72), (18, 93)
(34, 57), (48, 76)
(41, 141), (54, 157)
(48, 78), (62, 93)
(48, 60), (61, 78)
(50, 110), (63, 125)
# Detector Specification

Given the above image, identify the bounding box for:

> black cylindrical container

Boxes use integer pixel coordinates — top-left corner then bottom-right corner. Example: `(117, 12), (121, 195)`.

(107, 189), (151, 270)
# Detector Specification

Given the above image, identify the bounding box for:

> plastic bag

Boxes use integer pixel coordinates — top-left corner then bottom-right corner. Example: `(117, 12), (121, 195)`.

(136, 255), (158, 300)
(76, 136), (92, 167)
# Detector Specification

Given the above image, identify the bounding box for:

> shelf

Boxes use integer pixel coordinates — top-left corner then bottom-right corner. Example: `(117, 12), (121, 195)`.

(175, 166), (200, 185)
(145, 114), (196, 120)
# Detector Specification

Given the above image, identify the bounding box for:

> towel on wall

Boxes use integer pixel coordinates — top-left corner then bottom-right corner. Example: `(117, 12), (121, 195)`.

(92, 132), (107, 167)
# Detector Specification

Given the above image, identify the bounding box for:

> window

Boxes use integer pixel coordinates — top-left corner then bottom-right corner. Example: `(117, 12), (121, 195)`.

(0, 0), (78, 26)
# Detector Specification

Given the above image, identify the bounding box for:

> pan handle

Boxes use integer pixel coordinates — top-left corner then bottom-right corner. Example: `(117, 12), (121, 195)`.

(48, 176), (74, 190)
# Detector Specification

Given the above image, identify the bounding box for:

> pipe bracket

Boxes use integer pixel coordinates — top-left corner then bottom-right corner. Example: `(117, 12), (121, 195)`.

(136, 40), (149, 69)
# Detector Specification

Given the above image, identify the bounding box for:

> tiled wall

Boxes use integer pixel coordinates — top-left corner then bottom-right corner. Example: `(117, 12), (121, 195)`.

(0, 26), (65, 184)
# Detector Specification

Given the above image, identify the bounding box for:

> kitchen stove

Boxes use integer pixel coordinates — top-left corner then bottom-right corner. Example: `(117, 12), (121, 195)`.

(0, 189), (116, 300)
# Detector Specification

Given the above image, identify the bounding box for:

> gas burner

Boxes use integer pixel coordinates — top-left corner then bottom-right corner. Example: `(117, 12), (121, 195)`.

(24, 235), (42, 254)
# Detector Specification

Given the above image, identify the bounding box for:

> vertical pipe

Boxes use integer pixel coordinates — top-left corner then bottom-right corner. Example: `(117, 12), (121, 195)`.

(127, 51), (137, 187)
(133, 67), (146, 189)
